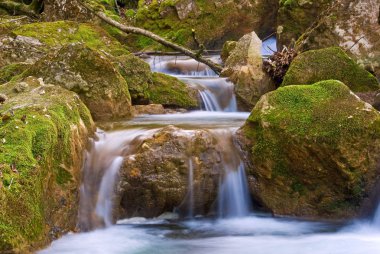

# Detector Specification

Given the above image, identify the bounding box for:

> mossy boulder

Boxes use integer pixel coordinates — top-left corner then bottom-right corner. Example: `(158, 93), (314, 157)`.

(24, 43), (133, 121)
(296, 0), (380, 79)
(222, 31), (275, 110)
(0, 76), (94, 252)
(149, 72), (198, 109)
(0, 21), (129, 69)
(236, 80), (380, 219)
(132, 0), (278, 49)
(282, 47), (379, 92)
(117, 126), (237, 218)
(113, 54), (152, 105)
(277, 0), (332, 48)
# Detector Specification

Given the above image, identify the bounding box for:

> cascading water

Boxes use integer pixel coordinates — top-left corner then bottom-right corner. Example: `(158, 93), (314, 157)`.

(78, 129), (156, 231)
(147, 55), (237, 112)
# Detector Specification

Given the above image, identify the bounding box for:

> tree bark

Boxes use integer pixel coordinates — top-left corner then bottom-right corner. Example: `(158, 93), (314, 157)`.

(80, 1), (223, 74)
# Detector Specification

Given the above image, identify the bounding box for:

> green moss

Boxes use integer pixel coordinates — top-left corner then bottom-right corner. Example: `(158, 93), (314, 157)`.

(114, 54), (152, 104)
(242, 80), (380, 218)
(0, 81), (93, 251)
(12, 21), (129, 56)
(0, 63), (29, 84)
(282, 47), (379, 92)
(149, 72), (198, 108)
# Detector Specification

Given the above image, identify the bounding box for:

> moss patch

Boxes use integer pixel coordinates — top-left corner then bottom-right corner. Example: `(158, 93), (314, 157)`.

(0, 63), (29, 84)
(12, 21), (129, 56)
(281, 47), (379, 92)
(149, 72), (198, 108)
(0, 77), (93, 252)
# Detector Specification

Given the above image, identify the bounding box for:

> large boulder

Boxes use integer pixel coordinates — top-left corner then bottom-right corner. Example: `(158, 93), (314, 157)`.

(236, 80), (380, 220)
(117, 126), (241, 218)
(296, 0), (380, 78)
(282, 47), (379, 92)
(149, 72), (199, 109)
(133, 0), (279, 49)
(24, 43), (133, 121)
(0, 76), (94, 252)
(0, 21), (129, 69)
(222, 31), (276, 110)
(277, 0), (332, 48)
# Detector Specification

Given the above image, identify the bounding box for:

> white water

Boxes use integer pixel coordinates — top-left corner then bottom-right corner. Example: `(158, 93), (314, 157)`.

(146, 55), (237, 111)
(41, 49), (380, 253)
(218, 163), (251, 218)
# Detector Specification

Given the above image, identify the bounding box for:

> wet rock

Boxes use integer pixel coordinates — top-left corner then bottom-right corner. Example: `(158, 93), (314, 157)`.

(0, 76), (94, 252)
(236, 80), (380, 220)
(222, 31), (276, 110)
(117, 126), (240, 218)
(282, 47), (379, 92)
(132, 104), (166, 115)
(296, 0), (380, 79)
(149, 72), (199, 109)
(24, 43), (133, 121)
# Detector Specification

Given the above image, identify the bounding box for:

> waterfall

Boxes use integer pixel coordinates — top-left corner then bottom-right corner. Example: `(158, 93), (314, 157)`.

(187, 158), (194, 218)
(218, 163), (252, 218)
(78, 129), (156, 231)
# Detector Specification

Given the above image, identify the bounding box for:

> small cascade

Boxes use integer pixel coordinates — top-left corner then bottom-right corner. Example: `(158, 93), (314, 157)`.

(147, 55), (219, 77)
(181, 77), (237, 112)
(372, 204), (380, 225)
(218, 163), (252, 218)
(212, 130), (252, 218)
(187, 158), (195, 218)
(78, 129), (156, 231)
(145, 55), (237, 112)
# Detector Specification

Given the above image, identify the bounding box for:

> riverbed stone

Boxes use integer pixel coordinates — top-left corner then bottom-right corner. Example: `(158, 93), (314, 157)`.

(117, 126), (240, 218)
(236, 80), (380, 220)
(0, 76), (94, 252)
(222, 31), (276, 110)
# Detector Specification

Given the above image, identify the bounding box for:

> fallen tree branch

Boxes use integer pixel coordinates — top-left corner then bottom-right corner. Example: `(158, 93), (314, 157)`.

(80, 1), (223, 74)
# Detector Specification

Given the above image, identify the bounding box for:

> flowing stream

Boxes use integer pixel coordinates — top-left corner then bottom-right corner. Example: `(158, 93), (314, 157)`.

(40, 52), (380, 253)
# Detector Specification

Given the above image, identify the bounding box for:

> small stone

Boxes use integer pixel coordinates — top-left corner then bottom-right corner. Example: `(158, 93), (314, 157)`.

(0, 93), (7, 104)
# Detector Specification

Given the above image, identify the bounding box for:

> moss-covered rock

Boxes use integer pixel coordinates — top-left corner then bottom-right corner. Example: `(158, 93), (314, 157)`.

(296, 0), (380, 79)
(24, 43), (132, 121)
(131, 0), (278, 50)
(113, 54), (152, 104)
(149, 72), (198, 109)
(0, 76), (94, 252)
(222, 31), (276, 110)
(0, 63), (29, 84)
(282, 47), (379, 92)
(277, 0), (332, 48)
(0, 21), (129, 69)
(236, 80), (380, 219)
